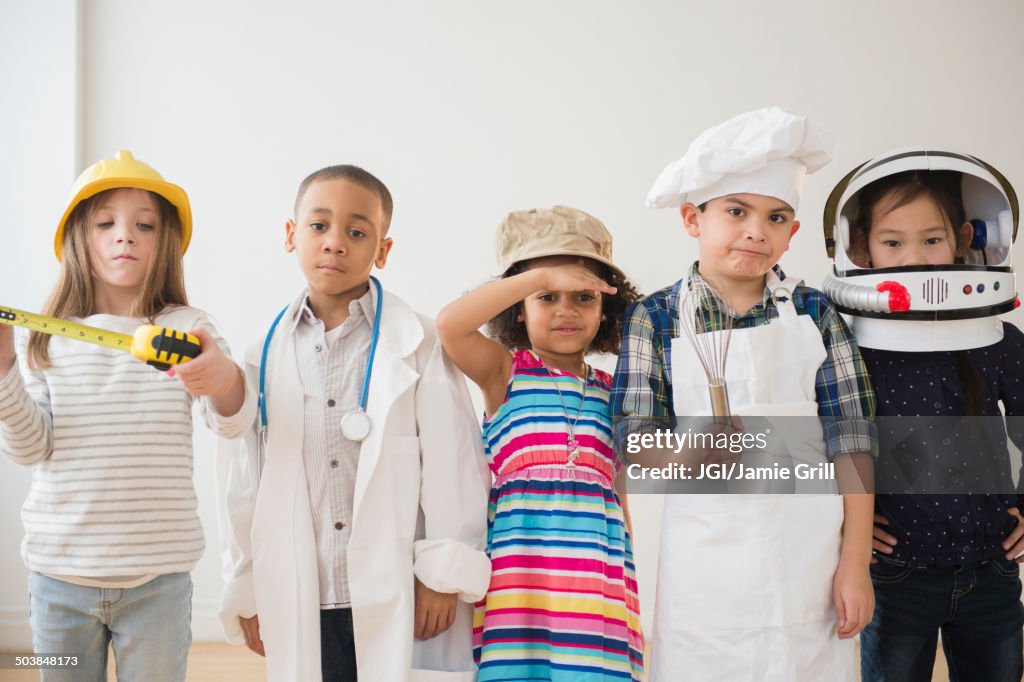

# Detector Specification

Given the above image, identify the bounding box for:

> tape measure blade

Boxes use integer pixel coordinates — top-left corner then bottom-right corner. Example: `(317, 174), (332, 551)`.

(0, 305), (133, 352)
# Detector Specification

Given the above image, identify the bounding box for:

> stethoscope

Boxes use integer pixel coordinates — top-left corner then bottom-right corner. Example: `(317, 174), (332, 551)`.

(257, 276), (383, 465)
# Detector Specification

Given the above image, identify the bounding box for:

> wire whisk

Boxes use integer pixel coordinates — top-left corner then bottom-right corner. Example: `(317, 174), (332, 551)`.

(680, 275), (734, 422)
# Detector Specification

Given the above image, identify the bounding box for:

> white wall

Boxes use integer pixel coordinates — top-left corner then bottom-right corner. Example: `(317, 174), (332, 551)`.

(0, 0), (80, 649)
(2, 0), (1023, 648)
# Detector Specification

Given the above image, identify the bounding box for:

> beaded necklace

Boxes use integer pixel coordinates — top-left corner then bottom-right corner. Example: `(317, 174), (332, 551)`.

(541, 359), (591, 466)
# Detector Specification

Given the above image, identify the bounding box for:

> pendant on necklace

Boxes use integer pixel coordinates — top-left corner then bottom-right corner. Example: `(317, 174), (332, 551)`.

(567, 436), (580, 464)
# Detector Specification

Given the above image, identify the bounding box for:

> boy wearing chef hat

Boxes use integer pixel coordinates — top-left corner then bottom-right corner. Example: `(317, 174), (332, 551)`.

(611, 107), (877, 681)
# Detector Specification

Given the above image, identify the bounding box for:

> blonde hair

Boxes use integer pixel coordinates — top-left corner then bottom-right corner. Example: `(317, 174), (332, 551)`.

(27, 188), (189, 368)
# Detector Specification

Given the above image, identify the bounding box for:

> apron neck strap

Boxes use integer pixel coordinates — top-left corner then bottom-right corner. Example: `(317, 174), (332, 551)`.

(768, 271), (802, 319)
(677, 270), (804, 321)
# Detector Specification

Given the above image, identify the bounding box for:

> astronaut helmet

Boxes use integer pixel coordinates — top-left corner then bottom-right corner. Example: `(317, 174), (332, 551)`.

(821, 147), (1019, 351)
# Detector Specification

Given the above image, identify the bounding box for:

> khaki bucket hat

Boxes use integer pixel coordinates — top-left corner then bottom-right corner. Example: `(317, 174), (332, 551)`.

(495, 205), (624, 279)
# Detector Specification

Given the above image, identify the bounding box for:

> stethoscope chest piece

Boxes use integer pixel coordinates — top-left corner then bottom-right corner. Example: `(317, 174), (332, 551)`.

(340, 409), (372, 442)
(259, 276), (384, 457)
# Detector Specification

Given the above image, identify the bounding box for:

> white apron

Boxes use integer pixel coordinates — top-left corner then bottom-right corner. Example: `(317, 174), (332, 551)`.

(649, 274), (856, 681)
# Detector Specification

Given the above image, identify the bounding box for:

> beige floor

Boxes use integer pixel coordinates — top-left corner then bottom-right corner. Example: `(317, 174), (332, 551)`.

(0, 644), (264, 682)
(1, 641), (953, 681)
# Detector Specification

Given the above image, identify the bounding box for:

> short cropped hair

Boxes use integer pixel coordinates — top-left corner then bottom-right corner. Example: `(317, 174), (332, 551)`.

(294, 165), (394, 232)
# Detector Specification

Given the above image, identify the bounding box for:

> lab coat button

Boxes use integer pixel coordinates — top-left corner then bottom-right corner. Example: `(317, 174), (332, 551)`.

(327, 399), (336, 407)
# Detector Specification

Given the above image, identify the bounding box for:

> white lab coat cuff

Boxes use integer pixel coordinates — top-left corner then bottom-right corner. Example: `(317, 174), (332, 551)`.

(219, 572), (257, 644)
(413, 539), (490, 603)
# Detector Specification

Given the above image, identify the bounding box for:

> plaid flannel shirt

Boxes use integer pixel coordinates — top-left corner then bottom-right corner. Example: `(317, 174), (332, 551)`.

(611, 262), (876, 460)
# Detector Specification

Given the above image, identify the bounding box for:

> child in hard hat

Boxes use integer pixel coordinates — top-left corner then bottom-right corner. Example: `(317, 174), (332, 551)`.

(611, 107), (877, 681)
(218, 164), (491, 681)
(0, 150), (253, 682)
(436, 206), (644, 681)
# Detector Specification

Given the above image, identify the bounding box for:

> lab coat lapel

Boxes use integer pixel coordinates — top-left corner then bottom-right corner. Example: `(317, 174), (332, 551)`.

(254, 293), (323, 674)
(352, 289), (423, 527)
(262, 293), (307, 488)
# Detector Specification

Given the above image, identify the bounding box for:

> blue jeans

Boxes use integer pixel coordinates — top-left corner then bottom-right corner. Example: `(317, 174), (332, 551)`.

(27, 572), (192, 682)
(861, 555), (1024, 682)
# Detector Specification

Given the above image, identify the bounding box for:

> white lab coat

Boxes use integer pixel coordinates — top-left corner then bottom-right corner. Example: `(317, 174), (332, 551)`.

(217, 288), (492, 682)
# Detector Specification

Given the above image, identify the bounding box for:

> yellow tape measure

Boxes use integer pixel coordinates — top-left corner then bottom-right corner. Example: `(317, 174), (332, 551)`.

(0, 305), (201, 370)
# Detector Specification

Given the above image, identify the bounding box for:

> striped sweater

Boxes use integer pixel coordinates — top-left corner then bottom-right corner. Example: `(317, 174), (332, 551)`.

(0, 306), (254, 576)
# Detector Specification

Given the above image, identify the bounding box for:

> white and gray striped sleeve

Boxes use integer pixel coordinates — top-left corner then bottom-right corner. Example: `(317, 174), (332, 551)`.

(0, 333), (54, 466)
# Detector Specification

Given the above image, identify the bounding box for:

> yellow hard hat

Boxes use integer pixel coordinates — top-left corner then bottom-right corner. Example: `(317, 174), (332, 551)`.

(54, 150), (192, 260)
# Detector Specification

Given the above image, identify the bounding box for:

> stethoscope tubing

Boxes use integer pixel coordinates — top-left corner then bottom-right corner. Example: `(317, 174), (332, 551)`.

(258, 275), (383, 441)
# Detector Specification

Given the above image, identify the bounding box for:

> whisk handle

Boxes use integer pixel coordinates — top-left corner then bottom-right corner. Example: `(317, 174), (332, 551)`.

(709, 381), (731, 424)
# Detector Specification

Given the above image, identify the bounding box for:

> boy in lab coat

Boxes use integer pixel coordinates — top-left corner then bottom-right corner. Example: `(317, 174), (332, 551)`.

(218, 165), (491, 682)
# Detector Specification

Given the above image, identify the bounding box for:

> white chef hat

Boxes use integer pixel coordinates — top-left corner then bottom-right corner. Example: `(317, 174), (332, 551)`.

(646, 107), (835, 212)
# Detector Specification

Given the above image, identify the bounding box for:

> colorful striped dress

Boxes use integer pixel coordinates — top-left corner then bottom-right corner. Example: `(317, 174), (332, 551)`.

(473, 349), (644, 681)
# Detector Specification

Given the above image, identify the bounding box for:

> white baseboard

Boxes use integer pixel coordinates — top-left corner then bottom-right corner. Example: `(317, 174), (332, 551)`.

(0, 605), (31, 650)
(0, 600), (228, 650)
(191, 599), (229, 642)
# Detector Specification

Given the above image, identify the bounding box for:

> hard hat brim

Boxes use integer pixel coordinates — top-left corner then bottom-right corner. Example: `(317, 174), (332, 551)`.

(53, 177), (193, 261)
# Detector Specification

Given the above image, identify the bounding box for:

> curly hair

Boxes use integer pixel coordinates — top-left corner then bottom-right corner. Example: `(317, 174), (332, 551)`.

(485, 259), (641, 355)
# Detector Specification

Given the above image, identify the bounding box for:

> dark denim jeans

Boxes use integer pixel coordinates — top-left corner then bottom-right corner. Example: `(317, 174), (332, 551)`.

(321, 608), (357, 682)
(861, 554), (1024, 682)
